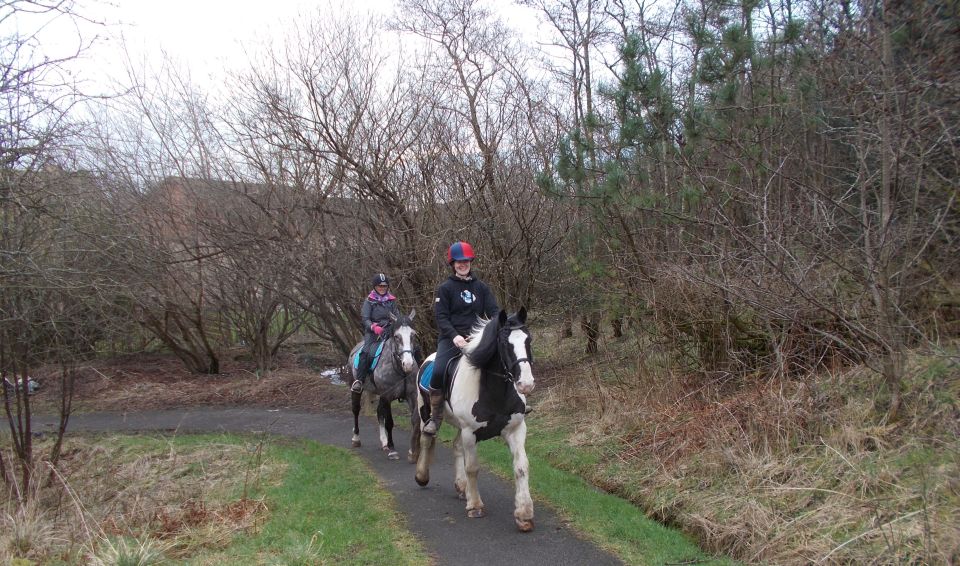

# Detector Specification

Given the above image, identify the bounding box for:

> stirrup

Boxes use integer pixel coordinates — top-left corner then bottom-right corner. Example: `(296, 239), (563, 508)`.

(350, 380), (362, 393)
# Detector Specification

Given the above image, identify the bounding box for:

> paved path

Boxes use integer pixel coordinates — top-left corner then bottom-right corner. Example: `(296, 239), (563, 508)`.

(35, 408), (623, 566)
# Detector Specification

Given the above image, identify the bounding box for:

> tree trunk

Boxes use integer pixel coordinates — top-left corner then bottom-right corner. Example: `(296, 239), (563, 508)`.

(581, 312), (601, 354)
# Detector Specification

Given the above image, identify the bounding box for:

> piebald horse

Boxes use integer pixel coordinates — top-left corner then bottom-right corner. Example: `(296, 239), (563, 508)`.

(415, 307), (535, 531)
(348, 309), (421, 461)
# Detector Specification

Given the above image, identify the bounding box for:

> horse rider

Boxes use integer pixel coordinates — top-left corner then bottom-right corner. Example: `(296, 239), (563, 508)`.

(422, 241), (500, 436)
(352, 272), (401, 393)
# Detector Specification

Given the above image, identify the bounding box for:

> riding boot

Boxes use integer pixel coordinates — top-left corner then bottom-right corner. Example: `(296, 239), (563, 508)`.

(352, 353), (369, 393)
(422, 389), (444, 436)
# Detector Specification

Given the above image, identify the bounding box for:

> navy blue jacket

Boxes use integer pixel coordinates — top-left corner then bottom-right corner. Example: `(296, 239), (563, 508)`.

(434, 274), (500, 339)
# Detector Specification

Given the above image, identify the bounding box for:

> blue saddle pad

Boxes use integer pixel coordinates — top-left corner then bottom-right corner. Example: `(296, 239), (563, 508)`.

(353, 341), (386, 371)
(418, 360), (434, 391)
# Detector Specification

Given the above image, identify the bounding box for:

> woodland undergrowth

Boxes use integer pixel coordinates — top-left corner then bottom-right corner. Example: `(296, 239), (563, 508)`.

(531, 327), (959, 565)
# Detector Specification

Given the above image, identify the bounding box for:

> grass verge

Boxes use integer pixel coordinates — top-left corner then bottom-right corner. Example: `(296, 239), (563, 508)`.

(0, 433), (428, 565)
(428, 421), (736, 565)
(476, 434), (738, 566)
(193, 436), (428, 565)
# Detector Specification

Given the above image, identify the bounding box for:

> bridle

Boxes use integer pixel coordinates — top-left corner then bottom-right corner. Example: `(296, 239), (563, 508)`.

(390, 322), (418, 373)
(496, 324), (533, 383)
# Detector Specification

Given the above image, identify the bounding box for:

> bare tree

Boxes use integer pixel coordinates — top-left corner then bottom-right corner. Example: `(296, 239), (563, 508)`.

(523, 0), (628, 352)
(392, 0), (569, 316)
(0, 0), (122, 497)
(227, 9), (448, 348)
(84, 57), (243, 374)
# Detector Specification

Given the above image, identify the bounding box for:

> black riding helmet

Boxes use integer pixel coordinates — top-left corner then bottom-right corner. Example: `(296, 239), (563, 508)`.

(371, 273), (390, 287)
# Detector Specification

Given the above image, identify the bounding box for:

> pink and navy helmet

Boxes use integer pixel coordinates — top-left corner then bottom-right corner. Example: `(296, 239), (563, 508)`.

(447, 241), (475, 264)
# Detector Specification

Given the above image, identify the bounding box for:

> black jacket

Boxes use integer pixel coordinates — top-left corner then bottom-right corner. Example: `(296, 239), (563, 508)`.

(434, 274), (500, 339)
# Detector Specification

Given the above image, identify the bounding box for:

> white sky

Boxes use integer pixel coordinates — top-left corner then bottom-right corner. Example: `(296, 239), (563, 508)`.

(9, 0), (544, 96)
(54, 0), (396, 93)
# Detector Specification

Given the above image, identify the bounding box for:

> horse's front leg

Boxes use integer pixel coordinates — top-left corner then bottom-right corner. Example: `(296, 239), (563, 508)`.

(351, 390), (362, 448)
(407, 393), (420, 463)
(459, 430), (485, 518)
(452, 429), (467, 499)
(415, 431), (436, 486)
(415, 389), (436, 485)
(503, 419), (534, 532)
(377, 397), (399, 460)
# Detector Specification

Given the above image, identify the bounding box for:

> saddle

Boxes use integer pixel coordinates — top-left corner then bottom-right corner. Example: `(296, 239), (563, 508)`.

(417, 355), (461, 422)
(417, 356), (461, 394)
(353, 339), (387, 372)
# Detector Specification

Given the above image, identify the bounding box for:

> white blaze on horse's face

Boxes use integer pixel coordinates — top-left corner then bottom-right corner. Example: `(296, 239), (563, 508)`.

(508, 329), (535, 395)
(396, 325), (417, 374)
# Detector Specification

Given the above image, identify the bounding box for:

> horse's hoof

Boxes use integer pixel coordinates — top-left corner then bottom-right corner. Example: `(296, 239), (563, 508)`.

(515, 517), (535, 532)
(351, 440), (361, 448)
(467, 508), (485, 519)
(387, 450), (400, 460)
(415, 473), (430, 486)
(407, 451), (416, 464)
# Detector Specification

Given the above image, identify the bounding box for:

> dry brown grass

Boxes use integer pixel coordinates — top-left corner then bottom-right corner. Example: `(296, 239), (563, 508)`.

(27, 349), (347, 415)
(0, 434), (280, 564)
(2, 347), (347, 564)
(532, 328), (959, 565)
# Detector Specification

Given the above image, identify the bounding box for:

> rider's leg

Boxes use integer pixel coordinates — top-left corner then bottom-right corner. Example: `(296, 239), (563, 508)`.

(422, 388), (445, 436)
(352, 346), (371, 393)
(423, 339), (452, 436)
(351, 358), (365, 392)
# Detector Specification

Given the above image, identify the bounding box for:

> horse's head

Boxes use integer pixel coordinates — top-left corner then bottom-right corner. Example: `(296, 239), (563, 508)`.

(497, 307), (535, 396)
(389, 308), (418, 374)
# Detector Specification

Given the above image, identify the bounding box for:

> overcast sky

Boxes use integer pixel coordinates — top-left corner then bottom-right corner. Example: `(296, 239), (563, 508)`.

(10, 0), (542, 96)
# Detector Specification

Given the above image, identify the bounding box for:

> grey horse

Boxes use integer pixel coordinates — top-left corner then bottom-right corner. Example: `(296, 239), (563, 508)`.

(348, 309), (421, 461)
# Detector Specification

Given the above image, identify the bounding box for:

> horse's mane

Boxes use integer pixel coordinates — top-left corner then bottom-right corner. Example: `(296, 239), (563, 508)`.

(463, 314), (501, 368)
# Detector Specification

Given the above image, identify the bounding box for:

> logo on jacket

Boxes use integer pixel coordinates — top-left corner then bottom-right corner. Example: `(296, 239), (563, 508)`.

(460, 290), (475, 304)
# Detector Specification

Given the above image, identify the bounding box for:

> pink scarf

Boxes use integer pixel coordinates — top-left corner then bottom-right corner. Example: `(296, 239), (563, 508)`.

(368, 290), (396, 302)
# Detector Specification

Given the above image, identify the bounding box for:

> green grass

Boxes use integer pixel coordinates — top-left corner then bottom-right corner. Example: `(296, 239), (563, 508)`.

(1, 433), (427, 565)
(190, 437), (428, 565)
(431, 425), (737, 565)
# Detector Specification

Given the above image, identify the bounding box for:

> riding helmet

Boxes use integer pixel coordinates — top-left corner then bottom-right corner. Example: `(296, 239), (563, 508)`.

(371, 273), (390, 286)
(447, 241), (475, 264)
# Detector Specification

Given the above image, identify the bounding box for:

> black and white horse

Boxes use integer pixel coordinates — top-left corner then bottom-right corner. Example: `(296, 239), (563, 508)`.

(415, 307), (536, 531)
(348, 309), (421, 461)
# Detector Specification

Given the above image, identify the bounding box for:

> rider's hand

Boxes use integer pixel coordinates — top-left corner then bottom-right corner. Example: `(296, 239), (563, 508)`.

(372, 324), (383, 336)
(453, 335), (468, 349)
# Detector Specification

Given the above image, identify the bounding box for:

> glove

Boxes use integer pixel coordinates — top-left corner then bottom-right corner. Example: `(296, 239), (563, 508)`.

(372, 324), (383, 336)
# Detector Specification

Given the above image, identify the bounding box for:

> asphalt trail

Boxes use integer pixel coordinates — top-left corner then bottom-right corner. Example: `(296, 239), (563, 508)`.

(35, 408), (623, 566)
